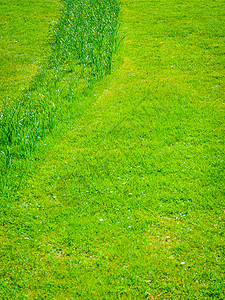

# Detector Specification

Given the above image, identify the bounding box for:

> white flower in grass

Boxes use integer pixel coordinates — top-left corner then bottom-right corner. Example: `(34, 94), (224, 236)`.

(181, 262), (185, 265)
(99, 219), (104, 221)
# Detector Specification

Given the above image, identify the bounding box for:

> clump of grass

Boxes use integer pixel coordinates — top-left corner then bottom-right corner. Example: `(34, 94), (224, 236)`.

(50, 0), (120, 81)
(0, 68), (56, 169)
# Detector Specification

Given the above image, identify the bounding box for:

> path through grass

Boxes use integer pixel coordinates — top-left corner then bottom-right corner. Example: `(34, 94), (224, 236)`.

(1, 0), (224, 299)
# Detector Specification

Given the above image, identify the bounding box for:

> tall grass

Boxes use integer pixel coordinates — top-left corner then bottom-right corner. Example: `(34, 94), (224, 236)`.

(0, 0), (120, 177)
(51, 0), (120, 81)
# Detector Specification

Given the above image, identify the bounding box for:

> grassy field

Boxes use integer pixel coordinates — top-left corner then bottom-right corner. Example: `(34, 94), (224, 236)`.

(1, 0), (224, 299)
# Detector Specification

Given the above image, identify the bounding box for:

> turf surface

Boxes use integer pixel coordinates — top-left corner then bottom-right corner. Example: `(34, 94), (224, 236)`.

(0, 0), (61, 105)
(1, 0), (224, 299)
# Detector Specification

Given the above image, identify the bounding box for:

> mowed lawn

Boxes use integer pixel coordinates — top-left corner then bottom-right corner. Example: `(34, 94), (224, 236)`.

(1, 0), (224, 299)
(0, 0), (61, 106)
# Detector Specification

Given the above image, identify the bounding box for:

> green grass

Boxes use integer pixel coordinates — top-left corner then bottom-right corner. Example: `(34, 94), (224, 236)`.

(0, 0), (62, 105)
(1, 0), (225, 299)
